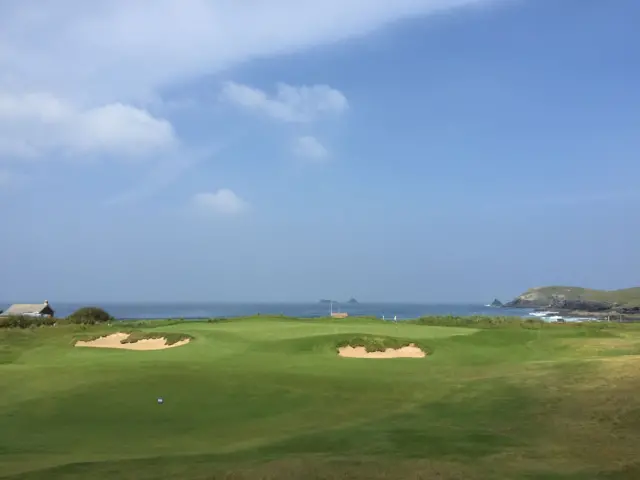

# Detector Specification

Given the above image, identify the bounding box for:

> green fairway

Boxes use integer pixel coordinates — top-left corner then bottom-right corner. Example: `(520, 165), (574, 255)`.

(2, 317), (640, 479)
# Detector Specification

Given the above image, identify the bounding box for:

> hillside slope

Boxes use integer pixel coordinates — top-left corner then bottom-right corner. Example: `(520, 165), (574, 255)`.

(505, 286), (640, 313)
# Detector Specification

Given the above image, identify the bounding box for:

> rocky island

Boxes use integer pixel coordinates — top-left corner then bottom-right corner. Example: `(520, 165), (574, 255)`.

(320, 298), (359, 304)
(489, 298), (503, 307)
(504, 286), (640, 319)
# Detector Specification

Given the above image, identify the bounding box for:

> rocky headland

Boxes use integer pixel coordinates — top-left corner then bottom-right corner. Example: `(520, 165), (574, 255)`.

(503, 286), (640, 320)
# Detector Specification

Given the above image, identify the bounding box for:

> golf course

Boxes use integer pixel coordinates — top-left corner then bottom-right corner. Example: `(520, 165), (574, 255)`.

(2, 315), (640, 479)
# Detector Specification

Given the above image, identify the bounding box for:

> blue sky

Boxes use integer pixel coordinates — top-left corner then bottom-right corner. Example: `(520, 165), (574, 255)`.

(1, 0), (639, 303)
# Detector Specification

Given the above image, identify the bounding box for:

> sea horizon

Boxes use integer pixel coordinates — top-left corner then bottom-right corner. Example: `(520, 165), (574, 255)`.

(0, 300), (531, 321)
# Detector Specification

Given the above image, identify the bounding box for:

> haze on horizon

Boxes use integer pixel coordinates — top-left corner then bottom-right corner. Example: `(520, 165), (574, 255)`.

(1, 0), (639, 304)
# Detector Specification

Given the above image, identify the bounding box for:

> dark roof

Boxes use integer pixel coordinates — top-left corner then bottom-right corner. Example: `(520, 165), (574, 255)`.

(0, 303), (53, 316)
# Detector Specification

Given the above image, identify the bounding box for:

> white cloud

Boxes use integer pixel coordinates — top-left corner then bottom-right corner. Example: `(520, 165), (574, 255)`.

(0, 0), (499, 174)
(103, 138), (244, 207)
(221, 82), (348, 122)
(0, 92), (176, 159)
(192, 189), (249, 216)
(0, 1), (497, 105)
(292, 136), (329, 161)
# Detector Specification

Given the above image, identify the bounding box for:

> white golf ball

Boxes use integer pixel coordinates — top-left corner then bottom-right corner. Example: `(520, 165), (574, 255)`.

(157, 398), (164, 404)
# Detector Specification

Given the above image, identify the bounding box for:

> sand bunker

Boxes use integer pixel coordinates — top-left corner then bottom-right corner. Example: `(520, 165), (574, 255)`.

(75, 333), (190, 351)
(338, 343), (426, 359)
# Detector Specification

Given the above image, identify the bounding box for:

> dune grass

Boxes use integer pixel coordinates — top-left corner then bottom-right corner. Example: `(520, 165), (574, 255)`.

(335, 334), (429, 353)
(1, 316), (640, 479)
(119, 331), (193, 345)
(72, 330), (192, 346)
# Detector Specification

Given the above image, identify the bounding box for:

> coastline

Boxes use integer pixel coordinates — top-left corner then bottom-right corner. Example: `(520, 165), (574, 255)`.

(506, 305), (640, 323)
(0, 301), (533, 321)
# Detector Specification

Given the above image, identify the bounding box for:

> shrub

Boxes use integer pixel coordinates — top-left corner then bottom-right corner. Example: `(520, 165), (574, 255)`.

(0, 315), (56, 329)
(67, 307), (112, 325)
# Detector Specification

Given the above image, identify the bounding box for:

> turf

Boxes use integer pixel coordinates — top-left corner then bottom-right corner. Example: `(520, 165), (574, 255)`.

(2, 316), (640, 479)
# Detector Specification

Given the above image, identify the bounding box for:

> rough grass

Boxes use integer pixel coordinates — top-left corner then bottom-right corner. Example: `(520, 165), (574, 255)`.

(120, 331), (193, 346)
(1, 316), (640, 479)
(0, 315), (57, 329)
(73, 330), (193, 346)
(412, 314), (539, 328)
(335, 335), (429, 353)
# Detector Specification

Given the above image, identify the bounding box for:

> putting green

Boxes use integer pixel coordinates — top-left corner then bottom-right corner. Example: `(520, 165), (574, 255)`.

(1, 317), (640, 479)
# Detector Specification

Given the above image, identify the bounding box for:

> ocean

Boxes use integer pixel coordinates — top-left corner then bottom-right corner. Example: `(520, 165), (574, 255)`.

(0, 302), (533, 320)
